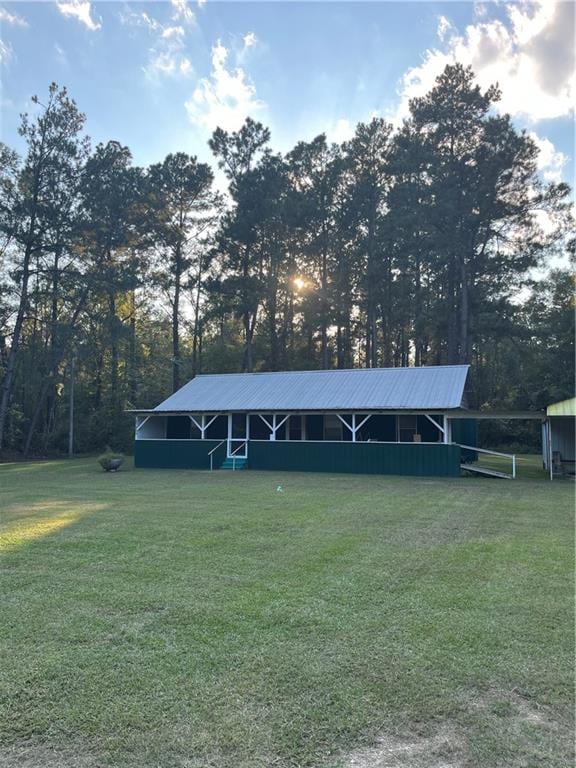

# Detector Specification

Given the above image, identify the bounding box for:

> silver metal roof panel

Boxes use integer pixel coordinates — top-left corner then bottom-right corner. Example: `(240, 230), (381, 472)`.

(152, 365), (469, 413)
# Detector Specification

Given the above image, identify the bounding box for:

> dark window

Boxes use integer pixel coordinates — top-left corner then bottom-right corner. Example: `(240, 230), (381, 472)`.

(166, 416), (191, 439)
(250, 415), (272, 440)
(357, 415), (396, 442)
(289, 415), (302, 440)
(398, 415), (417, 443)
(205, 415), (227, 440)
(324, 415), (343, 441)
(306, 415), (324, 441)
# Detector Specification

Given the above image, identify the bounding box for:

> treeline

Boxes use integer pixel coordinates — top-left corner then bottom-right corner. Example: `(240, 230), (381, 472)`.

(0, 64), (573, 456)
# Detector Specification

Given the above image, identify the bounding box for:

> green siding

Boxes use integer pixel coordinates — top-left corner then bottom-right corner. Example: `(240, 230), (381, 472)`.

(134, 439), (226, 469)
(135, 439), (461, 476)
(248, 440), (461, 477)
(451, 419), (477, 461)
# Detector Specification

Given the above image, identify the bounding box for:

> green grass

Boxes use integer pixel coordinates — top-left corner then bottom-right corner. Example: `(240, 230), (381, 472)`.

(0, 457), (573, 767)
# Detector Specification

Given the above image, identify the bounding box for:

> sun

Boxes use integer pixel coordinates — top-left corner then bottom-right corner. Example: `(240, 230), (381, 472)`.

(293, 276), (307, 291)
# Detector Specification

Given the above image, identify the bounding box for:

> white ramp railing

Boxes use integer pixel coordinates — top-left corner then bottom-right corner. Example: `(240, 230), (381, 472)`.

(457, 444), (516, 479)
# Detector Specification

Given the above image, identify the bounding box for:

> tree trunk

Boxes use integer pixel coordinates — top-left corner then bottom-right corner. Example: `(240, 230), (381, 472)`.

(172, 244), (182, 392)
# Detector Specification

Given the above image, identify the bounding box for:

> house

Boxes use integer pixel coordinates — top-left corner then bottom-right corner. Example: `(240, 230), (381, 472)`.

(542, 397), (575, 479)
(132, 365), (483, 477)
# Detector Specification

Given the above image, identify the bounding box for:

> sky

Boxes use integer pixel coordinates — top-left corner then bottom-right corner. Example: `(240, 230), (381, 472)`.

(0, 0), (574, 189)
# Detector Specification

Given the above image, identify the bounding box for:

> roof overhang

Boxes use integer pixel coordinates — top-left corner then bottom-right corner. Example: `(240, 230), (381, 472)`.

(126, 408), (545, 420)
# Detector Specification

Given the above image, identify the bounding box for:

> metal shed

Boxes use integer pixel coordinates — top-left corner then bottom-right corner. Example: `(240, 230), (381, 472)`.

(132, 365), (483, 477)
(542, 397), (576, 479)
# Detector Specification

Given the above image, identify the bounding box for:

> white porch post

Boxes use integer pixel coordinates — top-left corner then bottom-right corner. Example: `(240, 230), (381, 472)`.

(336, 413), (371, 442)
(246, 413), (250, 441)
(444, 416), (452, 444)
(301, 415), (306, 441)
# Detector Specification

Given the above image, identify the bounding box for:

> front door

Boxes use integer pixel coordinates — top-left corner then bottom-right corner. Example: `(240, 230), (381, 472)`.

(228, 413), (248, 458)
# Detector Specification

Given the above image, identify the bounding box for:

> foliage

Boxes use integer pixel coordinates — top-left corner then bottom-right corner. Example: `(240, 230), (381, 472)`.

(97, 446), (125, 471)
(0, 66), (573, 456)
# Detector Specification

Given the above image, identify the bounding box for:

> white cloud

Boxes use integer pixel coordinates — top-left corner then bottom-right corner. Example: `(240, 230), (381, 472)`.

(170, 0), (195, 27)
(437, 15), (453, 42)
(56, 0), (101, 31)
(120, 4), (194, 81)
(328, 118), (355, 144)
(119, 8), (159, 33)
(0, 7), (28, 27)
(54, 42), (69, 67)
(243, 31), (257, 49)
(186, 39), (264, 132)
(392, 1), (575, 124)
(528, 131), (568, 183)
(0, 39), (12, 65)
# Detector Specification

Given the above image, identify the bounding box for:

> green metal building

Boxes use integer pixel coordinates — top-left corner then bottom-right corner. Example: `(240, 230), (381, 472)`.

(133, 365), (483, 477)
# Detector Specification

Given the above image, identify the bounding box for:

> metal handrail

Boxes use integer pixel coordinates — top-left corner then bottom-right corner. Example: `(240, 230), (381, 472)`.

(457, 443), (516, 479)
(208, 440), (226, 471)
(229, 439), (248, 472)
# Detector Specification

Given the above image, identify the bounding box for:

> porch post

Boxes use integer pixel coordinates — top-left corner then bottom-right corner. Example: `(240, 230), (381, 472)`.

(444, 416), (452, 444)
(352, 414), (356, 442)
(245, 412), (250, 441)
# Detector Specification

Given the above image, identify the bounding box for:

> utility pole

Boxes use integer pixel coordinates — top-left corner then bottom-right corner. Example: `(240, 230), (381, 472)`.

(68, 356), (75, 458)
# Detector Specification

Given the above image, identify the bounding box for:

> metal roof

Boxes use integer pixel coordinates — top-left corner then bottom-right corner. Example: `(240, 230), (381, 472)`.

(151, 365), (470, 413)
(547, 397), (576, 417)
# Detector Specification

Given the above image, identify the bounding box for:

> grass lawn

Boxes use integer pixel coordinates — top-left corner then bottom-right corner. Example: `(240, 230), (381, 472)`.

(0, 457), (573, 767)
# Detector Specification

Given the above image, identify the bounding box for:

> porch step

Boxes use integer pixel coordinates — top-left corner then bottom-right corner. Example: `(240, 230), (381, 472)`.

(220, 457), (248, 471)
(461, 463), (511, 479)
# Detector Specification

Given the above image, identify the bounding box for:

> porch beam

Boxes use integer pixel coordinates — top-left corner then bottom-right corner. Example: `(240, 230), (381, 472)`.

(188, 415), (203, 434)
(136, 415), (152, 433)
(424, 414), (445, 436)
(201, 414), (218, 439)
(257, 414), (274, 431)
(337, 413), (372, 442)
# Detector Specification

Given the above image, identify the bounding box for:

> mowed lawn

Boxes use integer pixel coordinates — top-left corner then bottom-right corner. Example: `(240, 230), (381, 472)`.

(0, 458), (573, 768)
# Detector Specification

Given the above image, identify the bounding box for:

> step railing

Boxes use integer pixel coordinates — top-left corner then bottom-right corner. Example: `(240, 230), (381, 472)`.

(229, 440), (248, 471)
(208, 440), (226, 471)
(457, 443), (516, 479)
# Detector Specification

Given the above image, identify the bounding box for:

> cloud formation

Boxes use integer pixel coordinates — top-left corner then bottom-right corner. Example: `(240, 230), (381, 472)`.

(394, 1), (574, 124)
(0, 7), (28, 27)
(528, 132), (568, 184)
(56, 0), (101, 31)
(186, 39), (263, 132)
(120, 5), (193, 80)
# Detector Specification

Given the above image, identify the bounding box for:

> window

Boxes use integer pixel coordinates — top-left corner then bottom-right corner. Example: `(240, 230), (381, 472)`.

(398, 415), (417, 443)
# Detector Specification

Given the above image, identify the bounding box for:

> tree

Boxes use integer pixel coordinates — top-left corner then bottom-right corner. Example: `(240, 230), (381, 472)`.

(0, 84), (87, 452)
(147, 153), (219, 390)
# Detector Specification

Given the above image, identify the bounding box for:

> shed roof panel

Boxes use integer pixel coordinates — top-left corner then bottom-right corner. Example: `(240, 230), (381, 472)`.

(152, 365), (469, 413)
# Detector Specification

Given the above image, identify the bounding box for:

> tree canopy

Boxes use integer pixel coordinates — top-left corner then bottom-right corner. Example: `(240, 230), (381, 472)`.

(0, 66), (573, 456)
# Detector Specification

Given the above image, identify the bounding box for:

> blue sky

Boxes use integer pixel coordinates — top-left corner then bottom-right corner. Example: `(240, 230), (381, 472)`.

(0, 1), (574, 186)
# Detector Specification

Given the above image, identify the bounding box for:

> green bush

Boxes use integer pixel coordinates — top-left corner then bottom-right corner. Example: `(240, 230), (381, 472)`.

(98, 446), (125, 471)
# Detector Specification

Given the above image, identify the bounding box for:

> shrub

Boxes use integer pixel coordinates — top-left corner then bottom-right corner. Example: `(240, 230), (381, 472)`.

(98, 446), (124, 471)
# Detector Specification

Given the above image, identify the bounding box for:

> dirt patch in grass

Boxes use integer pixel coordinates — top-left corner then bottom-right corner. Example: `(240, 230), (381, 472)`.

(0, 742), (101, 768)
(333, 726), (463, 768)
(466, 687), (559, 730)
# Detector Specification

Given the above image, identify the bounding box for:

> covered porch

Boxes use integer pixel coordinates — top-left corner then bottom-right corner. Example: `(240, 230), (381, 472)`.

(133, 410), (467, 476)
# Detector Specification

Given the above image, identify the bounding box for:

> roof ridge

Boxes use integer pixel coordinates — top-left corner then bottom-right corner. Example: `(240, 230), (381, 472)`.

(195, 364), (469, 378)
